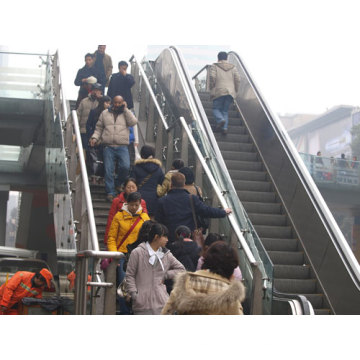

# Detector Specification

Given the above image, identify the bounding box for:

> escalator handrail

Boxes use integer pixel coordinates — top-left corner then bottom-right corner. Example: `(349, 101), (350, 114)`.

(272, 289), (313, 315)
(228, 50), (360, 287)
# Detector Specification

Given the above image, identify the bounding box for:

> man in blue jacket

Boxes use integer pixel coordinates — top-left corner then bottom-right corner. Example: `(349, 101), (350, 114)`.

(156, 172), (232, 244)
(107, 61), (135, 110)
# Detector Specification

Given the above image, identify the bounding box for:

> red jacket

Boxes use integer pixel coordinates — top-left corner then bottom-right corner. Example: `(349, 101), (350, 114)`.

(0, 271), (44, 310)
(104, 192), (148, 244)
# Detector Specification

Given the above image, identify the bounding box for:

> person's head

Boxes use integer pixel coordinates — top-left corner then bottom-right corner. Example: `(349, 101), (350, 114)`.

(85, 53), (95, 67)
(202, 241), (239, 280)
(353, 155), (358, 161)
(118, 60), (128, 72)
(171, 172), (185, 189)
(123, 177), (138, 197)
(97, 45), (106, 54)
(140, 145), (155, 159)
(148, 222), (169, 249)
(341, 153), (345, 159)
(112, 95), (125, 111)
(172, 159), (185, 170)
(98, 95), (111, 110)
(204, 233), (223, 248)
(317, 151), (321, 156)
(136, 220), (157, 244)
(126, 191), (142, 215)
(34, 268), (53, 288)
(217, 51), (228, 61)
(178, 167), (195, 185)
(175, 225), (192, 241)
(91, 83), (102, 98)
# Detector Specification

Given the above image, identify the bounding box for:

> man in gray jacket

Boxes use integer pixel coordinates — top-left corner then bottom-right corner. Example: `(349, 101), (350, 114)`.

(90, 95), (138, 201)
(209, 52), (241, 135)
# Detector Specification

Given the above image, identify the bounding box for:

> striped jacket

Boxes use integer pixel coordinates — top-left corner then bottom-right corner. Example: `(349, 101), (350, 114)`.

(0, 271), (43, 309)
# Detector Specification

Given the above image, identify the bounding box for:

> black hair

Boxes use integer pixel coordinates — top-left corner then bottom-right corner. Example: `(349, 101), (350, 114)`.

(85, 53), (95, 60)
(175, 225), (191, 240)
(140, 145), (155, 159)
(217, 51), (228, 61)
(118, 60), (128, 68)
(172, 159), (185, 170)
(204, 233), (223, 248)
(178, 167), (194, 185)
(94, 96), (111, 117)
(202, 241), (239, 279)
(127, 191), (142, 203)
(127, 220), (157, 253)
(148, 223), (169, 244)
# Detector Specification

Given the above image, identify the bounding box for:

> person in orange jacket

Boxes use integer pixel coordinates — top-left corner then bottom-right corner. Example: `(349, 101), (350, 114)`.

(67, 270), (92, 291)
(0, 268), (53, 315)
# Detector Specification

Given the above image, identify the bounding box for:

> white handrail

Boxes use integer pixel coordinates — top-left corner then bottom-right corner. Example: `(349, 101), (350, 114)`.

(180, 117), (257, 264)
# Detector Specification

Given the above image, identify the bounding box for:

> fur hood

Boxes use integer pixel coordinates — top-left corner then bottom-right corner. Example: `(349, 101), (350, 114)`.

(162, 270), (246, 315)
(134, 158), (162, 167)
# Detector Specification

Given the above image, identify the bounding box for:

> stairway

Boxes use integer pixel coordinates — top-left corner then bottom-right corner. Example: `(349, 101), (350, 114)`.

(198, 91), (331, 315)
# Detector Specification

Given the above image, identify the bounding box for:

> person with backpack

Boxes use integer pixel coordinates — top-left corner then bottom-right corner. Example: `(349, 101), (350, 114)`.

(125, 222), (185, 315)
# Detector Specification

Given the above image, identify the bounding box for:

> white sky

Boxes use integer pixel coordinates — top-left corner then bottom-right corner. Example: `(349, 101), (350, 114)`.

(1, 0), (360, 116)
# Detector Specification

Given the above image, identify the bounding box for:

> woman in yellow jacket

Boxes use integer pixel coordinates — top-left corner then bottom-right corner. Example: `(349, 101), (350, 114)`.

(107, 191), (150, 314)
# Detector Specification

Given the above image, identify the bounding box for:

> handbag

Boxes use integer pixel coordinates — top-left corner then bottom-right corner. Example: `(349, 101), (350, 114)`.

(100, 216), (142, 271)
(189, 194), (205, 249)
(194, 185), (210, 233)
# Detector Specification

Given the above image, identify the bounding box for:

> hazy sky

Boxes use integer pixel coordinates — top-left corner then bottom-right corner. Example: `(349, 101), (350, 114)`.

(2, 0), (360, 116)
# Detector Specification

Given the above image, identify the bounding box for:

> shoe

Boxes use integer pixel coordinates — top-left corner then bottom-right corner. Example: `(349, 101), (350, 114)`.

(215, 120), (225, 132)
(106, 194), (115, 203)
(222, 128), (228, 135)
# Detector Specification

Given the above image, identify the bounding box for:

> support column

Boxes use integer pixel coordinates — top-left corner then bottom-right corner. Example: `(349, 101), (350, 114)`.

(0, 189), (9, 246)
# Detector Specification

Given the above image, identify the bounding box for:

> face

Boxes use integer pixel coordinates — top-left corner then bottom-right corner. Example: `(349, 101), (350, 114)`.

(119, 65), (128, 73)
(124, 181), (137, 195)
(98, 45), (106, 54)
(152, 234), (168, 248)
(85, 56), (94, 67)
(112, 96), (124, 109)
(127, 200), (140, 215)
(104, 101), (111, 109)
(34, 276), (46, 288)
(92, 89), (102, 98)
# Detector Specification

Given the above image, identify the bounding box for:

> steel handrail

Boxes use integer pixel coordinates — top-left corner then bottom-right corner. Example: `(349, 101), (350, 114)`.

(192, 64), (210, 80)
(0, 51), (53, 56)
(180, 117), (256, 264)
(228, 50), (360, 286)
(71, 110), (99, 252)
(130, 54), (169, 130)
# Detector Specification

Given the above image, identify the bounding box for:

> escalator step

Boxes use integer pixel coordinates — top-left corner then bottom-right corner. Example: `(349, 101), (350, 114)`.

(229, 170), (267, 181)
(301, 293), (324, 309)
(233, 179), (272, 192)
(242, 202), (282, 214)
(267, 250), (304, 265)
(217, 141), (254, 152)
(225, 159), (263, 171)
(254, 225), (293, 238)
(214, 133), (250, 143)
(274, 278), (317, 293)
(237, 190), (277, 203)
(314, 308), (331, 315)
(273, 264), (311, 279)
(261, 238), (298, 251)
(222, 151), (258, 162)
(248, 213), (287, 226)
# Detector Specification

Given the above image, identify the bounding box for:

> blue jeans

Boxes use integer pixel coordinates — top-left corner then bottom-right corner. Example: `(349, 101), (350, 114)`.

(116, 257), (131, 315)
(103, 146), (130, 196)
(212, 95), (233, 130)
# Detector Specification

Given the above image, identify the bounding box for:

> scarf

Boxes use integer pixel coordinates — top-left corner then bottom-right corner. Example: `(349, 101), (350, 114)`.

(146, 242), (165, 271)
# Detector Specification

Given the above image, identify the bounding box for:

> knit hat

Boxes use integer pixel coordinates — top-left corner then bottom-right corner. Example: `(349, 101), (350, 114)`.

(39, 268), (53, 288)
(140, 145), (155, 159)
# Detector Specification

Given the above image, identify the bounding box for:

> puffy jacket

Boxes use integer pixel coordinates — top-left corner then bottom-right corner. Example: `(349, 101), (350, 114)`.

(107, 205), (150, 253)
(125, 242), (185, 314)
(0, 271), (43, 310)
(209, 60), (241, 101)
(104, 192), (148, 244)
(161, 270), (246, 315)
(77, 94), (99, 133)
(156, 188), (227, 243)
(157, 170), (178, 197)
(107, 72), (135, 109)
(91, 107), (138, 146)
(131, 158), (165, 216)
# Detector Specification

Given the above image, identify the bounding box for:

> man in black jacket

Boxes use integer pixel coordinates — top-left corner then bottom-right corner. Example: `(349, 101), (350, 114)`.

(107, 61), (135, 109)
(74, 53), (106, 109)
(156, 173), (232, 244)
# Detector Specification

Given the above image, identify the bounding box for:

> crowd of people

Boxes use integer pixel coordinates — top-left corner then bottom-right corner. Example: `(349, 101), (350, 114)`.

(71, 45), (246, 315)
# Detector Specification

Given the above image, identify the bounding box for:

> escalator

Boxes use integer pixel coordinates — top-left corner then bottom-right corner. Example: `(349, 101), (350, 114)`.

(137, 46), (360, 314)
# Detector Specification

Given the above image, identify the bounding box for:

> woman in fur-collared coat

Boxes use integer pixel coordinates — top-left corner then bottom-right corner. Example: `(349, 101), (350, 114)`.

(131, 145), (164, 217)
(161, 241), (246, 315)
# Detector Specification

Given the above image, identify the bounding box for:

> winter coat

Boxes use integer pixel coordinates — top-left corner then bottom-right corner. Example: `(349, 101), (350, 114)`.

(107, 72), (135, 109)
(125, 242), (185, 314)
(156, 188), (227, 243)
(91, 107), (138, 146)
(170, 239), (201, 272)
(156, 170), (178, 197)
(74, 65), (106, 98)
(94, 50), (113, 86)
(131, 158), (165, 216)
(77, 95), (99, 134)
(161, 270), (246, 315)
(107, 205), (150, 253)
(0, 271), (44, 311)
(104, 192), (148, 244)
(209, 60), (241, 101)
